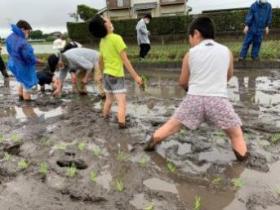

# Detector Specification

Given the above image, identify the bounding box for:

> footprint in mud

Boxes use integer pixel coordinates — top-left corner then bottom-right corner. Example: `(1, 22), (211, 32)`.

(2, 142), (21, 156)
(56, 159), (88, 170)
(246, 152), (269, 172)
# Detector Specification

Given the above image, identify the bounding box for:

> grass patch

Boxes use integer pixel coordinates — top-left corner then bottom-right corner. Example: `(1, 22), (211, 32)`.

(11, 134), (21, 143)
(212, 176), (222, 186)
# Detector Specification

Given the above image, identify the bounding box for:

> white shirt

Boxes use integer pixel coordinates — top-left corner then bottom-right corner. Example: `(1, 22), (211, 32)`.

(53, 38), (66, 51)
(188, 39), (230, 97)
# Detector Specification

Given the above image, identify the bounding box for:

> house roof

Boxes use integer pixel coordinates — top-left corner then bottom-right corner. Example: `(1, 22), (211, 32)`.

(133, 2), (158, 11)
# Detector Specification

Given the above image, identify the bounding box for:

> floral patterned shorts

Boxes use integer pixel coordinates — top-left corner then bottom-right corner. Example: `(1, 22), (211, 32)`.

(173, 95), (242, 130)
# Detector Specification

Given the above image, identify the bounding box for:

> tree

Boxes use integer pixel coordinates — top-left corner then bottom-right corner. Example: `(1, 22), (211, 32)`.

(30, 30), (43, 39)
(77, 4), (98, 21)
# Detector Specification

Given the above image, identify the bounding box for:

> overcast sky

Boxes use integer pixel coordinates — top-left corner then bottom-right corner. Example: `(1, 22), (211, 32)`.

(0, 0), (279, 37)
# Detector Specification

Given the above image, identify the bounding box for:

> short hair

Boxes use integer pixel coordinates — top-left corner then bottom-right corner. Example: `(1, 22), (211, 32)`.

(144, 14), (152, 20)
(188, 17), (215, 39)
(48, 54), (59, 72)
(16, 20), (32, 30)
(89, 15), (107, 38)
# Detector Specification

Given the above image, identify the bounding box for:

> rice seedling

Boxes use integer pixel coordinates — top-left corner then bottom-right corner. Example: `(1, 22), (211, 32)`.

(139, 155), (149, 167)
(18, 159), (29, 170)
(114, 178), (125, 192)
(11, 133), (21, 143)
(3, 152), (11, 161)
(54, 143), (67, 150)
(117, 150), (129, 161)
(212, 176), (222, 186)
(0, 134), (4, 143)
(231, 178), (245, 189)
(144, 203), (155, 210)
(140, 74), (149, 91)
(39, 162), (49, 176)
(92, 146), (102, 157)
(166, 161), (176, 173)
(270, 133), (280, 144)
(90, 171), (97, 183)
(66, 164), (77, 177)
(193, 196), (202, 210)
(78, 142), (86, 151)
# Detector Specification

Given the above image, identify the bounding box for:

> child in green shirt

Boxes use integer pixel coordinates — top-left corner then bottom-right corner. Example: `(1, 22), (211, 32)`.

(89, 15), (143, 128)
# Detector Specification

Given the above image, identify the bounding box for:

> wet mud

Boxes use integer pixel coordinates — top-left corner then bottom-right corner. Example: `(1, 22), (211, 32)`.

(0, 68), (280, 210)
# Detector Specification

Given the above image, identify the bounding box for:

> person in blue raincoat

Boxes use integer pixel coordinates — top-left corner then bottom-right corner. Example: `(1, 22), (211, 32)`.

(239, 0), (272, 61)
(6, 20), (38, 100)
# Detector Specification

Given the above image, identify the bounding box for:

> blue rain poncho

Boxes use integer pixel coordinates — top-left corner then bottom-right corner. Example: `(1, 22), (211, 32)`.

(6, 24), (38, 89)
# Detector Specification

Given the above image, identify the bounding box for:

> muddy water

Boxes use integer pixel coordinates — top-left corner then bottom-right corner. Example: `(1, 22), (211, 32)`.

(0, 69), (280, 210)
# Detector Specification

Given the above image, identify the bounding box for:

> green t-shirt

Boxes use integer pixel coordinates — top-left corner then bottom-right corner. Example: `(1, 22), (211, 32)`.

(100, 33), (127, 77)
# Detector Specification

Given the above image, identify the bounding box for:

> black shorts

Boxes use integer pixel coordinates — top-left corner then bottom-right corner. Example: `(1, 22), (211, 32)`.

(37, 71), (53, 86)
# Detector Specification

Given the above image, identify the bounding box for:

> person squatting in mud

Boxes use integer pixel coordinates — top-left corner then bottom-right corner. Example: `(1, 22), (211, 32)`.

(53, 47), (106, 98)
(0, 42), (10, 87)
(144, 17), (250, 161)
(89, 15), (143, 129)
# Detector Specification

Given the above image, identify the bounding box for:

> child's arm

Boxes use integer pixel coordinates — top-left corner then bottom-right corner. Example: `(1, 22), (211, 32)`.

(179, 53), (190, 90)
(227, 51), (234, 81)
(99, 55), (104, 73)
(120, 51), (142, 85)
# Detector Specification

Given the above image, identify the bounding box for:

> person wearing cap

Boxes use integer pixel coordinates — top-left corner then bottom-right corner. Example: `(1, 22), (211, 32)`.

(6, 20), (41, 100)
(136, 14), (152, 59)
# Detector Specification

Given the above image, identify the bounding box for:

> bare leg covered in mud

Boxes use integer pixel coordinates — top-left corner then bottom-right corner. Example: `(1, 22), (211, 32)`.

(18, 85), (31, 101)
(103, 93), (114, 118)
(144, 118), (182, 151)
(224, 126), (249, 161)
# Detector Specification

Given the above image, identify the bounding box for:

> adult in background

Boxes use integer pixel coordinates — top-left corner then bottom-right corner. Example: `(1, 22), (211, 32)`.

(53, 34), (66, 52)
(136, 14), (152, 59)
(6, 20), (39, 100)
(0, 42), (9, 86)
(239, 0), (272, 61)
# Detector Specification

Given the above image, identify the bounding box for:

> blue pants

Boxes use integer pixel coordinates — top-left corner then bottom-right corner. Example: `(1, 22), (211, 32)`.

(240, 31), (264, 59)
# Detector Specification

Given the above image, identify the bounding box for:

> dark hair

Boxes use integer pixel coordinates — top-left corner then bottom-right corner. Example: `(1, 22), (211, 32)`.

(144, 14), (152, 20)
(48, 54), (59, 72)
(16, 20), (32, 30)
(61, 42), (78, 53)
(188, 17), (215, 39)
(89, 15), (107, 38)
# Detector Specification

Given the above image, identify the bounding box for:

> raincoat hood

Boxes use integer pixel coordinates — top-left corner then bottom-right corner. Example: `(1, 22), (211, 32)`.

(11, 24), (25, 39)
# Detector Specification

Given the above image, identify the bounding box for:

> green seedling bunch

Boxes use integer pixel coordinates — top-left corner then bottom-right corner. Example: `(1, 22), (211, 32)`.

(78, 142), (86, 151)
(92, 146), (102, 157)
(212, 177), (222, 186)
(117, 150), (129, 161)
(11, 134), (21, 143)
(166, 161), (176, 173)
(90, 171), (97, 183)
(231, 178), (245, 189)
(139, 155), (149, 167)
(270, 133), (280, 144)
(140, 74), (149, 91)
(66, 164), (77, 177)
(18, 159), (29, 170)
(39, 162), (49, 175)
(114, 178), (125, 192)
(0, 134), (4, 143)
(193, 196), (202, 210)
(54, 143), (67, 150)
(144, 203), (155, 210)
(4, 152), (11, 161)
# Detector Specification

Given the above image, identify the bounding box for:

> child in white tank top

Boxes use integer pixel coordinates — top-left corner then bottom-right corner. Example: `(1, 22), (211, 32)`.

(144, 17), (249, 161)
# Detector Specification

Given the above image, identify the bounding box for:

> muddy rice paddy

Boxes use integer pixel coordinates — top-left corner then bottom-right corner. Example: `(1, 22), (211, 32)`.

(0, 68), (280, 210)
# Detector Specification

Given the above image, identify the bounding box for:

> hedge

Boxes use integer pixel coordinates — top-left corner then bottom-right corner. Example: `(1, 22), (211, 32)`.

(67, 9), (280, 43)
